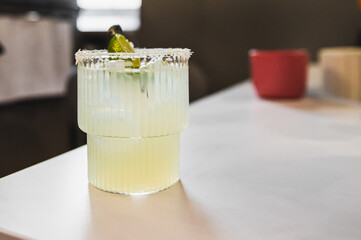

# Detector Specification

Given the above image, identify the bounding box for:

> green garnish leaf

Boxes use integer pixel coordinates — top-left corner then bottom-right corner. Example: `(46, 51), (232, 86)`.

(107, 25), (140, 68)
(108, 25), (123, 35)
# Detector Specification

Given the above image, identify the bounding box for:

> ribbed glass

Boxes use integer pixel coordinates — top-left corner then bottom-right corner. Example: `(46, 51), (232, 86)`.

(75, 49), (191, 194)
(77, 60), (189, 137)
(87, 133), (180, 194)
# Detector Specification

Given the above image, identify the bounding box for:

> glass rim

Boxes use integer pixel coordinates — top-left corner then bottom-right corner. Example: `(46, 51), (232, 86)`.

(249, 49), (308, 57)
(75, 48), (192, 64)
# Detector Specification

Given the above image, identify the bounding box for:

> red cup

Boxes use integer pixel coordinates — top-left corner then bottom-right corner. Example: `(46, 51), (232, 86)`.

(249, 49), (309, 99)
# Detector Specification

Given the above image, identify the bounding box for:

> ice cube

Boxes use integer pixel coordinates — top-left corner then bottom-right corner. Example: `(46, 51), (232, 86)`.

(107, 60), (126, 72)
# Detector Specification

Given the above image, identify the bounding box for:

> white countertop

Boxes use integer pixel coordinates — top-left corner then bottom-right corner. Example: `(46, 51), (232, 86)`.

(1, 67), (361, 240)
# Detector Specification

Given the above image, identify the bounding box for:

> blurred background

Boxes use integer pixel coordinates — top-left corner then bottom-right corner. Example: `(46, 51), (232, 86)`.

(0, 0), (360, 177)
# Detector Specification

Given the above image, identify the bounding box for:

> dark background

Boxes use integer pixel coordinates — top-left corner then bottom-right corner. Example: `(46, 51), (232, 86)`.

(0, 0), (360, 177)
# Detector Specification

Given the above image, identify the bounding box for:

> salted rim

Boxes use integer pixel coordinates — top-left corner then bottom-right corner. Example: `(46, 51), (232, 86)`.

(75, 48), (192, 64)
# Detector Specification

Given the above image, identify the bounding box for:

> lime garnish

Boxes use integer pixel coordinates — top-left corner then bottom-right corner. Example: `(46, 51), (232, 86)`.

(107, 25), (140, 68)
(107, 34), (134, 53)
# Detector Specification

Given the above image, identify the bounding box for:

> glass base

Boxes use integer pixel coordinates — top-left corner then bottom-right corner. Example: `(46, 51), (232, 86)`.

(87, 133), (180, 195)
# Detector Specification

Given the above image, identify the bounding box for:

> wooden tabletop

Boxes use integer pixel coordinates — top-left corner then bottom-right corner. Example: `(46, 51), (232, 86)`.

(1, 67), (361, 240)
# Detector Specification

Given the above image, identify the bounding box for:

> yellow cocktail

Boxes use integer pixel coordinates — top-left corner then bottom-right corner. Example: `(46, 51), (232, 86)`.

(75, 49), (191, 194)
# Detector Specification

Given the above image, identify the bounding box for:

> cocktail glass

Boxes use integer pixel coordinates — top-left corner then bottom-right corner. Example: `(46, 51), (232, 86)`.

(75, 49), (191, 195)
